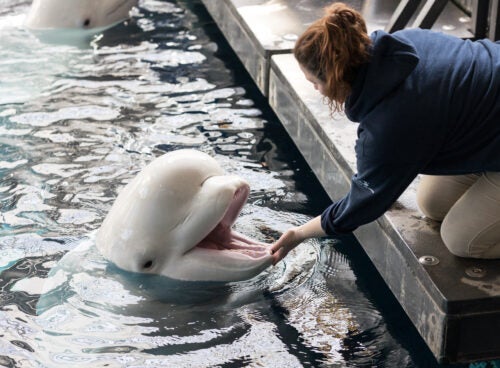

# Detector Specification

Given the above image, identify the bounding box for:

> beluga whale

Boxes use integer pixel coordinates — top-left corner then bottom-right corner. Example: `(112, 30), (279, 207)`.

(96, 149), (273, 282)
(25, 0), (138, 30)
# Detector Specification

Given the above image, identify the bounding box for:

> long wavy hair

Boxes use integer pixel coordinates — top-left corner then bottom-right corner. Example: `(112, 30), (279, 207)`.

(294, 2), (372, 113)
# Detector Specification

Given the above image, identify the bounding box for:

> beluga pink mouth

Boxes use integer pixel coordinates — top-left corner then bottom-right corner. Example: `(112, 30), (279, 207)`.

(96, 149), (273, 282)
(194, 184), (271, 260)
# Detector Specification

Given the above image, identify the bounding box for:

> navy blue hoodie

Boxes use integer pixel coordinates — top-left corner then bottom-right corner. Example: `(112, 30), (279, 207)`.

(321, 29), (500, 236)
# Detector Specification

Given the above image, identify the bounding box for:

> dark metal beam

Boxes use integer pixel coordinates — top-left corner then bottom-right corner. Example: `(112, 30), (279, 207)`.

(490, 0), (500, 40)
(385, 0), (423, 33)
(412, 0), (448, 29)
(471, 0), (490, 39)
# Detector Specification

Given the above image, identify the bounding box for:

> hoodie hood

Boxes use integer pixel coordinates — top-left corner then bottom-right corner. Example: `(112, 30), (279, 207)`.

(345, 30), (420, 122)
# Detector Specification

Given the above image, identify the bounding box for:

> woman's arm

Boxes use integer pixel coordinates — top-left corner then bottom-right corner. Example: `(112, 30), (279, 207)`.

(271, 160), (422, 265)
(270, 215), (326, 265)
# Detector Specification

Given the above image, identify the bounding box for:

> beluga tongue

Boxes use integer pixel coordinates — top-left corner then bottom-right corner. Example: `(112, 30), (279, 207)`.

(96, 149), (273, 282)
(195, 185), (271, 258)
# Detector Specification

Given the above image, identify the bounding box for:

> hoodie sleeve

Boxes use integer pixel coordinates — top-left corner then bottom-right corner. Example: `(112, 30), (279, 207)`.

(320, 158), (421, 236)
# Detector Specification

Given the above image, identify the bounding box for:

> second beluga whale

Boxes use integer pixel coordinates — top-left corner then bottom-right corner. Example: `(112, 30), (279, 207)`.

(25, 0), (138, 30)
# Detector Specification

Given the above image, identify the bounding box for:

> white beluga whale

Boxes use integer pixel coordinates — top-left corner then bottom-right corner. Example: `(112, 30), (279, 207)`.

(96, 149), (273, 282)
(25, 0), (138, 30)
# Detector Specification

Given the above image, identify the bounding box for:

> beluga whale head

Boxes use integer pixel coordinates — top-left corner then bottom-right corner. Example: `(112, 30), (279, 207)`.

(25, 0), (138, 30)
(96, 149), (273, 282)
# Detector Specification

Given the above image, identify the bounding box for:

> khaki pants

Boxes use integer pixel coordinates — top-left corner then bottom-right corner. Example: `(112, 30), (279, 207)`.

(417, 172), (500, 259)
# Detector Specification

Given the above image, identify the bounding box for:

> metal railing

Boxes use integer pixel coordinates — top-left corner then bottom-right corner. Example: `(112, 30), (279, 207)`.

(385, 0), (499, 40)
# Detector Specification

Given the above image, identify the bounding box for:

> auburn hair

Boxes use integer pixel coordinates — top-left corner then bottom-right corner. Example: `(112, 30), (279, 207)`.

(294, 2), (372, 113)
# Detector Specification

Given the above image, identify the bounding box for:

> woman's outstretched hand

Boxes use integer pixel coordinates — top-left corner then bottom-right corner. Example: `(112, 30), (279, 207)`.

(270, 216), (327, 265)
(270, 227), (305, 265)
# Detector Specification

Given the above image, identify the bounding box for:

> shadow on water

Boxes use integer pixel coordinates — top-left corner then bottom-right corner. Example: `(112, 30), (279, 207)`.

(0, 254), (63, 317)
(330, 236), (469, 368)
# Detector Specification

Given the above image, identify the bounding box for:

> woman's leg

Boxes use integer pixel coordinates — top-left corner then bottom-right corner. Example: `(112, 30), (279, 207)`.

(417, 174), (480, 221)
(441, 172), (500, 259)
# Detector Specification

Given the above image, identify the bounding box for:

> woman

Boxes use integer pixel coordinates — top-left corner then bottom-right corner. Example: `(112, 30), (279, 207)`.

(271, 2), (500, 263)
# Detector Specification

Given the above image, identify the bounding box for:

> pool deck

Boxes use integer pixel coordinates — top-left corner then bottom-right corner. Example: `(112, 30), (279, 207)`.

(199, 0), (500, 364)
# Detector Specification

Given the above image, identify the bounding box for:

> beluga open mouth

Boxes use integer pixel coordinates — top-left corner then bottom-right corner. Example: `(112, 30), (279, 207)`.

(96, 149), (273, 282)
(193, 184), (270, 259)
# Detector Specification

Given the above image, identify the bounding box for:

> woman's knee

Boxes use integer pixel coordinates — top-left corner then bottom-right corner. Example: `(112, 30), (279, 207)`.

(416, 174), (478, 221)
(440, 172), (500, 259)
(441, 220), (500, 259)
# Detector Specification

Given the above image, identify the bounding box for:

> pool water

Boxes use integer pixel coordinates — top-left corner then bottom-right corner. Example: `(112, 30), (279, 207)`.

(0, 0), (480, 367)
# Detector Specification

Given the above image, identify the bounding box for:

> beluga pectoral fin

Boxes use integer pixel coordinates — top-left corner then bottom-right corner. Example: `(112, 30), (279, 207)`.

(96, 149), (273, 282)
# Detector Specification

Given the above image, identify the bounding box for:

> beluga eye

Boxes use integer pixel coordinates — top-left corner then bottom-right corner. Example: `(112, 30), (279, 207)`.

(143, 260), (153, 270)
(83, 18), (91, 28)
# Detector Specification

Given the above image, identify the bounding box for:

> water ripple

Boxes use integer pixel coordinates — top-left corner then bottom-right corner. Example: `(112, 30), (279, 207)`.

(11, 105), (120, 127)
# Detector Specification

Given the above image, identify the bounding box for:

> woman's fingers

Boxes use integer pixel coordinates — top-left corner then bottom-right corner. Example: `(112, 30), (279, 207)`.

(271, 247), (287, 265)
(269, 234), (286, 254)
(270, 237), (285, 265)
(269, 218), (324, 265)
(270, 229), (300, 265)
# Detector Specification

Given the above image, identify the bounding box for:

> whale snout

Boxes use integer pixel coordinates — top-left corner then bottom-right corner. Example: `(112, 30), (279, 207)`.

(96, 150), (272, 282)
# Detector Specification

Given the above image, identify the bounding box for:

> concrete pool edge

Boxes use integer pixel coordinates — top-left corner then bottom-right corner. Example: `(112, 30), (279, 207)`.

(200, 0), (500, 364)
